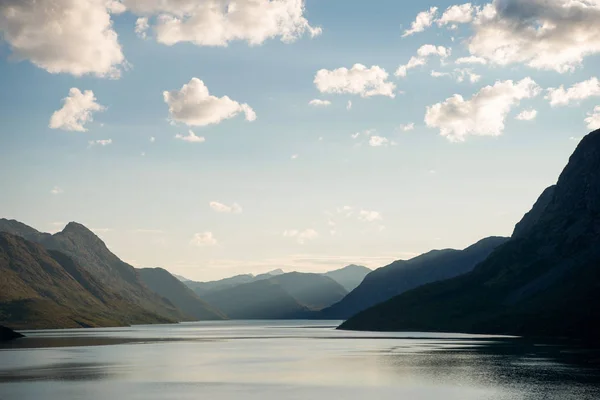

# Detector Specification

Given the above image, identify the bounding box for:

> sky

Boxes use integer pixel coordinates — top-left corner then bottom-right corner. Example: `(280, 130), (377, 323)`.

(1, 0), (600, 281)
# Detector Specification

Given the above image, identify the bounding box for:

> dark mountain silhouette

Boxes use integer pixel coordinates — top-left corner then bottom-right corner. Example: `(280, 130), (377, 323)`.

(340, 129), (600, 341)
(200, 272), (347, 319)
(324, 265), (371, 291)
(321, 237), (508, 319)
(0, 220), (190, 325)
(186, 274), (256, 296)
(0, 325), (23, 341)
(0, 232), (172, 329)
(138, 268), (225, 320)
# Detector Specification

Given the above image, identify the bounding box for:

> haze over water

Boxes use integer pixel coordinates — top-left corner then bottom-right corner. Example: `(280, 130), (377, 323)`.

(1, 321), (599, 400)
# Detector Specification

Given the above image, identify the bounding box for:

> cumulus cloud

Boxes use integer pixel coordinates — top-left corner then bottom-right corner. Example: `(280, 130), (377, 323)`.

(455, 56), (487, 65)
(49, 88), (105, 132)
(121, 0), (321, 47)
(283, 229), (318, 244)
(209, 201), (242, 214)
(135, 17), (149, 39)
(50, 186), (63, 195)
(468, 0), (600, 73)
(516, 109), (538, 121)
(0, 0), (126, 78)
(358, 210), (382, 222)
(175, 130), (206, 143)
(403, 7), (438, 37)
(399, 123), (415, 132)
(546, 78), (600, 107)
(164, 78), (256, 126)
(191, 232), (218, 247)
(431, 68), (480, 83)
(425, 78), (541, 141)
(309, 99), (332, 107)
(89, 139), (113, 146)
(314, 64), (396, 98)
(586, 106), (600, 130)
(395, 45), (451, 77)
(369, 136), (389, 147)
(437, 3), (477, 26)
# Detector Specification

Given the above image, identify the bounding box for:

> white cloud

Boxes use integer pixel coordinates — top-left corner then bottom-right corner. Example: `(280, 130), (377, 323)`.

(431, 70), (452, 78)
(175, 130), (206, 143)
(431, 68), (480, 83)
(314, 64), (396, 98)
(164, 78), (256, 126)
(369, 135), (389, 147)
(121, 0), (321, 47)
(49, 88), (105, 132)
(399, 123), (415, 132)
(346, 100), (353, 110)
(309, 99), (332, 107)
(546, 78), (600, 107)
(396, 45), (451, 77)
(403, 7), (438, 37)
(437, 3), (476, 26)
(135, 17), (149, 39)
(468, 0), (600, 73)
(425, 78), (541, 142)
(191, 232), (218, 247)
(358, 210), (382, 222)
(89, 139), (113, 146)
(50, 186), (63, 195)
(586, 106), (600, 130)
(209, 201), (242, 214)
(455, 56), (487, 65)
(150, 136), (156, 143)
(0, 0), (126, 78)
(283, 229), (318, 244)
(515, 109), (538, 121)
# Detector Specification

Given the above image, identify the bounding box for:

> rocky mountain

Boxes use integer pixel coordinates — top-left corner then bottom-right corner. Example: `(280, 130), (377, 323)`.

(340, 129), (600, 341)
(200, 272), (348, 319)
(324, 265), (371, 291)
(0, 220), (191, 325)
(321, 237), (508, 319)
(0, 232), (171, 329)
(138, 268), (225, 320)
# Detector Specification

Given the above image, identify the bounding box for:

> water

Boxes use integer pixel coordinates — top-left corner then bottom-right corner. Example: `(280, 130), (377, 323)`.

(1, 320), (599, 400)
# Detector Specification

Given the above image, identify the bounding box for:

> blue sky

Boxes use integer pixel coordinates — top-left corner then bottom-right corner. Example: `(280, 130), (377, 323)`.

(1, 0), (599, 280)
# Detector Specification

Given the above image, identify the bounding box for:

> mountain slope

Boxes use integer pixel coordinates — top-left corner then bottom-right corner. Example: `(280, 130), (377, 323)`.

(324, 265), (371, 291)
(186, 274), (256, 296)
(322, 237), (508, 319)
(0, 232), (169, 329)
(138, 268), (225, 320)
(201, 279), (309, 319)
(340, 129), (600, 341)
(199, 272), (348, 319)
(0, 220), (189, 324)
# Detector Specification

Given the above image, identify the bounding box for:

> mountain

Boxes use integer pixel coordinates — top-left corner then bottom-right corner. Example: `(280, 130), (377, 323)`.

(0, 232), (171, 329)
(340, 129), (600, 341)
(185, 269), (285, 296)
(138, 268), (225, 320)
(0, 220), (189, 325)
(321, 237), (508, 319)
(200, 272), (348, 319)
(173, 274), (191, 282)
(0, 325), (23, 341)
(324, 265), (371, 291)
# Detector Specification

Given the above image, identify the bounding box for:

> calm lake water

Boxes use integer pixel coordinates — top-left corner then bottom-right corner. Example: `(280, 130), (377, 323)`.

(1, 320), (600, 400)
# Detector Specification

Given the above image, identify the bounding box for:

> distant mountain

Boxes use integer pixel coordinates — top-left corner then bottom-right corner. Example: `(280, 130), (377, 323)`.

(0, 220), (190, 325)
(0, 325), (24, 341)
(185, 269), (285, 296)
(340, 129), (600, 341)
(138, 268), (225, 320)
(200, 272), (348, 319)
(324, 265), (371, 291)
(321, 237), (508, 319)
(0, 232), (172, 329)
